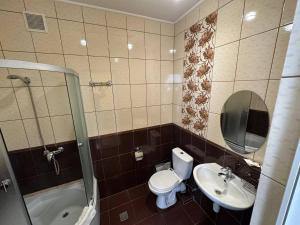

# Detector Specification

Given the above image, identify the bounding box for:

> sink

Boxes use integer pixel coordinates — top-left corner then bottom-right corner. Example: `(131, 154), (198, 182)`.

(193, 163), (255, 212)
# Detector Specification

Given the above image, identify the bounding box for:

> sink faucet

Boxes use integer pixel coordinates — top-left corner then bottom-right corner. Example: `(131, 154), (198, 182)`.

(218, 167), (234, 183)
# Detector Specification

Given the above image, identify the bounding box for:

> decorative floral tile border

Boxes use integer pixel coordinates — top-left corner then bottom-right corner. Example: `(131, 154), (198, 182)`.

(182, 12), (218, 137)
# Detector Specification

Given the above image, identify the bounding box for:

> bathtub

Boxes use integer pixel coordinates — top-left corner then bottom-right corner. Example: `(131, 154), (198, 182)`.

(24, 178), (99, 225)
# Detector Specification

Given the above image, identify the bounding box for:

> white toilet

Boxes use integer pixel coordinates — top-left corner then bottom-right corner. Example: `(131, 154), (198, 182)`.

(148, 147), (193, 209)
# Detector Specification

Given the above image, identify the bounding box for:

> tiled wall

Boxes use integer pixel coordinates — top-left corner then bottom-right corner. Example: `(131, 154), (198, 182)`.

(173, 0), (296, 164)
(0, 0), (174, 152)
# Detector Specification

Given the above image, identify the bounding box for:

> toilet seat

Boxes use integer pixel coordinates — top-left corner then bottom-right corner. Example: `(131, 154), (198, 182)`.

(148, 169), (180, 193)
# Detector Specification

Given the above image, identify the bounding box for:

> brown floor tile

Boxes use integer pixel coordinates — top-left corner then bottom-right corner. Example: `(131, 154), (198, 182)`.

(108, 190), (130, 209)
(136, 213), (166, 225)
(128, 183), (149, 200)
(132, 193), (158, 223)
(100, 211), (110, 225)
(183, 201), (212, 225)
(162, 205), (194, 225)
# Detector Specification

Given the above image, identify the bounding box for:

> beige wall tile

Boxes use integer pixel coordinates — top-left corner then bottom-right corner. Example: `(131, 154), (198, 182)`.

(0, 120), (29, 151)
(147, 106), (160, 126)
(250, 175), (285, 225)
(219, 0), (233, 8)
(3, 51), (42, 86)
(93, 86), (114, 111)
(106, 11), (126, 28)
(85, 112), (99, 137)
(0, 88), (21, 121)
(65, 55), (91, 85)
(51, 115), (75, 142)
(241, 0), (284, 38)
(89, 56), (111, 83)
(281, 0), (297, 25)
(145, 33), (160, 60)
(0, 52), (11, 88)
(127, 16), (144, 31)
(161, 84), (173, 104)
(0, 11), (34, 52)
(234, 80), (268, 99)
(14, 87), (49, 118)
(209, 82), (234, 113)
(128, 31), (145, 58)
(207, 113), (226, 147)
(24, 0), (56, 18)
(0, 0), (25, 12)
(131, 85), (146, 107)
(115, 109), (132, 132)
(173, 84), (182, 105)
(32, 18), (62, 54)
(111, 58), (130, 84)
(213, 41), (239, 81)
(172, 104), (182, 126)
(161, 36), (174, 60)
(253, 141), (267, 164)
(113, 85), (131, 109)
(271, 26), (291, 79)
(83, 7), (106, 25)
(23, 117), (55, 147)
(55, 1), (83, 22)
(161, 61), (174, 83)
(147, 84), (160, 106)
(161, 23), (174, 36)
(107, 28), (128, 58)
(265, 80), (280, 117)
(174, 32), (184, 59)
(129, 59), (146, 84)
(175, 18), (186, 35)
(44, 86), (71, 116)
(146, 60), (160, 83)
(199, 0), (218, 19)
(186, 6), (199, 28)
(59, 20), (87, 55)
(85, 24), (109, 57)
(174, 59), (184, 83)
(216, 0), (244, 46)
(145, 19), (160, 34)
(236, 29), (278, 81)
(132, 107), (147, 129)
(262, 77), (300, 185)
(36, 53), (66, 86)
(80, 86), (95, 113)
(161, 104), (173, 124)
(96, 110), (116, 135)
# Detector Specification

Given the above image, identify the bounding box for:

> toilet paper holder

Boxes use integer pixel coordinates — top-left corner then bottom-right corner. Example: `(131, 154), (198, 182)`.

(134, 146), (143, 161)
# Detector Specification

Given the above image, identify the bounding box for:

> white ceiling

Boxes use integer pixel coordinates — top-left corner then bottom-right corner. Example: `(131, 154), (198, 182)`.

(66, 0), (202, 23)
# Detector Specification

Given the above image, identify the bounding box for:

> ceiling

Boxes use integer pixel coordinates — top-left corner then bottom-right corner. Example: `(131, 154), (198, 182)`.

(66, 0), (202, 23)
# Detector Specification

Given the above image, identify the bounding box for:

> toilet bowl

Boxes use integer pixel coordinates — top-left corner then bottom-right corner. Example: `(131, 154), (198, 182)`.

(148, 148), (193, 209)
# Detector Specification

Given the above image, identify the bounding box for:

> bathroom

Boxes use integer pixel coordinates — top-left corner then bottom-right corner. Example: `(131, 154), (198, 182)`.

(0, 0), (300, 224)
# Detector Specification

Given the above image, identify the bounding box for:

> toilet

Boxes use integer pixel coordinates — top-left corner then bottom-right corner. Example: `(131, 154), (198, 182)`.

(148, 147), (193, 209)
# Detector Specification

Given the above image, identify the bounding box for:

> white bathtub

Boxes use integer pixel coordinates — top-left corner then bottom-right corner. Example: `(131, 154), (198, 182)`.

(24, 178), (99, 225)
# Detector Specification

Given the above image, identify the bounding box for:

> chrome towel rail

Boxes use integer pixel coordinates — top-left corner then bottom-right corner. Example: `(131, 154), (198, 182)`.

(89, 80), (112, 87)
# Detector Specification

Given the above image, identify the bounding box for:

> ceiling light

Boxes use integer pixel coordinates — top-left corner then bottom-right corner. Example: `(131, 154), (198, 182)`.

(114, 58), (119, 63)
(284, 24), (293, 32)
(244, 11), (256, 21)
(80, 39), (87, 46)
(128, 43), (133, 50)
(169, 49), (176, 54)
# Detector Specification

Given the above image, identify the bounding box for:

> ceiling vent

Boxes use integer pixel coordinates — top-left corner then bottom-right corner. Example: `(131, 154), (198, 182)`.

(23, 12), (48, 32)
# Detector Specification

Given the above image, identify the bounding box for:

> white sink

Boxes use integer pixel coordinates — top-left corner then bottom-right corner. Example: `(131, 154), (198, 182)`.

(193, 163), (256, 212)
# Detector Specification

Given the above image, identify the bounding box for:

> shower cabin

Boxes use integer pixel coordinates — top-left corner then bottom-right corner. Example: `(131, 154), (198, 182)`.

(0, 59), (99, 225)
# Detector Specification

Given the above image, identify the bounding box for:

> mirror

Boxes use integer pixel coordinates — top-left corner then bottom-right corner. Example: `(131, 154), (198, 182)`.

(220, 91), (269, 154)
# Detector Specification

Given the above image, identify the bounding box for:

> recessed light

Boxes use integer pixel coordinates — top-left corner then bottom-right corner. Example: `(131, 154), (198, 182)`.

(245, 11), (256, 21)
(128, 43), (133, 50)
(80, 39), (87, 46)
(169, 49), (176, 54)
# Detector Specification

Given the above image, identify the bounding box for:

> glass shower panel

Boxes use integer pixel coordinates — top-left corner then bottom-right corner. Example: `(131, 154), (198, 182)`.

(222, 91), (251, 149)
(65, 73), (94, 202)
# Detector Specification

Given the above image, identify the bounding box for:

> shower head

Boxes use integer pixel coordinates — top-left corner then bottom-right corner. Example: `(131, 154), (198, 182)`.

(7, 74), (31, 84)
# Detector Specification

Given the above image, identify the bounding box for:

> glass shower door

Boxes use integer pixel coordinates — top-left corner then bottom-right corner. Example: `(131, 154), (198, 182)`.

(65, 73), (94, 203)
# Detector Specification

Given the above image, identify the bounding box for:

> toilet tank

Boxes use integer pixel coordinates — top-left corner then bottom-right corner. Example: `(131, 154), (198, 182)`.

(172, 148), (193, 180)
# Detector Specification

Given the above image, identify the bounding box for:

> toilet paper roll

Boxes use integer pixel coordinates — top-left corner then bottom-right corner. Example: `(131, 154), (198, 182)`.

(135, 151), (143, 161)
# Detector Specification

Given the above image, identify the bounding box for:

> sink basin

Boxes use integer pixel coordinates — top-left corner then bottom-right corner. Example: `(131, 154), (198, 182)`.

(193, 163), (255, 211)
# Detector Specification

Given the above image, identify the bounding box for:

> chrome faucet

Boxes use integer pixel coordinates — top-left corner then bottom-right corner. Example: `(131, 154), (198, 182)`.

(218, 167), (234, 183)
(44, 147), (64, 162)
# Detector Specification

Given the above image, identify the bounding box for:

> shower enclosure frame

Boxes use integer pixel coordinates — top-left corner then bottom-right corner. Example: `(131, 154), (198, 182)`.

(0, 59), (96, 223)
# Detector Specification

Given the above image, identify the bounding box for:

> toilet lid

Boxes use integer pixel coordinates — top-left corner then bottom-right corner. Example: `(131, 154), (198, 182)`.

(149, 170), (179, 193)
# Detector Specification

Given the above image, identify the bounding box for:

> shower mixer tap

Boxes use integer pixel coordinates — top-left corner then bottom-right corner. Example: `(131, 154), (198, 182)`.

(44, 147), (64, 162)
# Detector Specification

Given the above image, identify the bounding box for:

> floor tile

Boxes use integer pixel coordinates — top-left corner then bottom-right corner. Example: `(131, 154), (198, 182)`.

(183, 201), (211, 225)
(136, 213), (166, 225)
(132, 193), (158, 223)
(128, 183), (149, 200)
(109, 203), (136, 225)
(108, 190), (130, 209)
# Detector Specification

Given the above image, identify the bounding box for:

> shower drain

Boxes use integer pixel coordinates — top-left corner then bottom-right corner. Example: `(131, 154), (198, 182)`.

(62, 212), (69, 218)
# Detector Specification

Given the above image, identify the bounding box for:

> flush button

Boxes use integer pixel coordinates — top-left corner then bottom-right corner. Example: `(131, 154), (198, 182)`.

(180, 151), (184, 154)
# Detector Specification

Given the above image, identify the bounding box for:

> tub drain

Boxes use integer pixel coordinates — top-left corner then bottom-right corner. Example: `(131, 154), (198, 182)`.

(62, 212), (69, 218)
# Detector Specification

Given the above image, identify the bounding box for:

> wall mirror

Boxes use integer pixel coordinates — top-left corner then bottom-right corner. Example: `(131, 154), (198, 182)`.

(220, 91), (269, 154)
